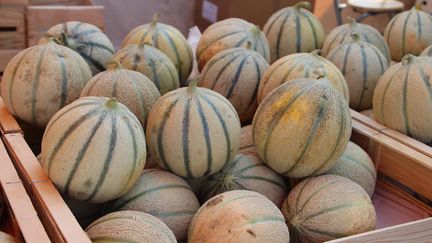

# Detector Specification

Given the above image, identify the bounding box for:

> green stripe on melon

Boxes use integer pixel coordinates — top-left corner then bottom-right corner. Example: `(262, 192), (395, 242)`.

(263, 1), (325, 63)
(121, 14), (193, 86)
(40, 97), (146, 203)
(0, 39), (92, 129)
(327, 33), (389, 111)
(199, 46), (269, 123)
(253, 78), (351, 178)
(146, 79), (241, 178)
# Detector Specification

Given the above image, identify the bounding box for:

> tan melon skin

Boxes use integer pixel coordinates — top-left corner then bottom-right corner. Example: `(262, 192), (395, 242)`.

(188, 190), (290, 243)
(86, 210), (177, 243)
(384, 7), (432, 61)
(420, 45), (432, 57)
(199, 47), (269, 123)
(257, 52), (349, 104)
(39, 21), (114, 75)
(0, 41), (92, 129)
(196, 18), (270, 71)
(373, 55), (432, 143)
(327, 38), (389, 111)
(0, 231), (17, 243)
(112, 44), (180, 95)
(200, 154), (288, 207)
(111, 169), (200, 241)
(40, 97), (146, 203)
(146, 86), (241, 178)
(325, 141), (377, 197)
(282, 175), (377, 243)
(240, 125), (255, 155)
(80, 66), (161, 127)
(253, 78), (352, 178)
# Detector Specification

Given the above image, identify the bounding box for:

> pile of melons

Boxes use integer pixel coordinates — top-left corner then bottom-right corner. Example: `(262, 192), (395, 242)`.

(2, 1), (431, 242)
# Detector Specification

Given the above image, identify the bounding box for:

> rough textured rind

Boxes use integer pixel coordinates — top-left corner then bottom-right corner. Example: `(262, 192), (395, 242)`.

(253, 78), (351, 178)
(322, 19), (390, 62)
(196, 18), (270, 71)
(282, 175), (377, 243)
(80, 65), (161, 127)
(263, 3), (326, 63)
(146, 84), (241, 178)
(199, 47), (269, 123)
(111, 169), (199, 241)
(39, 21), (115, 75)
(188, 190), (290, 243)
(40, 97), (146, 203)
(325, 141), (377, 197)
(257, 51), (349, 104)
(121, 18), (193, 86)
(373, 55), (432, 143)
(384, 7), (432, 61)
(86, 210), (177, 243)
(0, 41), (92, 129)
(199, 154), (288, 207)
(327, 36), (389, 111)
(112, 43), (180, 95)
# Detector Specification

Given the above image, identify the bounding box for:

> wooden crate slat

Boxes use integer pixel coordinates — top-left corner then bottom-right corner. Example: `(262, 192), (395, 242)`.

(0, 7), (26, 49)
(0, 0), (29, 5)
(0, 97), (22, 134)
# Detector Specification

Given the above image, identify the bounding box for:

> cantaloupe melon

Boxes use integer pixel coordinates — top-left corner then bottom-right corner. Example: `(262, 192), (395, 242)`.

(384, 6), (432, 61)
(80, 61), (161, 127)
(0, 39), (92, 129)
(0, 231), (17, 243)
(322, 17), (390, 62)
(420, 45), (432, 57)
(40, 21), (115, 75)
(146, 79), (241, 178)
(327, 33), (389, 111)
(325, 141), (377, 197)
(40, 97), (146, 203)
(263, 1), (325, 63)
(199, 45), (269, 123)
(112, 43), (180, 95)
(199, 153), (288, 207)
(257, 51), (349, 104)
(373, 55), (432, 143)
(188, 190), (290, 243)
(282, 175), (377, 242)
(253, 78), (351, 178)
(86, 210), (176, 243)
(122, 14), (193, 86)
(196, 18), (270, 70)
(240, 125), (255, 155)
(111, 169), (200, 241)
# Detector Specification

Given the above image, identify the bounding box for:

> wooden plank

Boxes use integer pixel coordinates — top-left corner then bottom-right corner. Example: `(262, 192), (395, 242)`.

(0, 0), (29, 6)
(3, 133), (90, 243)
(0, 7), (26, 49)
(0, 97), (22, 134)
(26, 5), (104, 46)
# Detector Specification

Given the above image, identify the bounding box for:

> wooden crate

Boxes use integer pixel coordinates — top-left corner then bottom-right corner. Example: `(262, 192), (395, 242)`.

(26, 0), (104, 46)
(0, 136), (50, 242)
(0, 6), (26, 49)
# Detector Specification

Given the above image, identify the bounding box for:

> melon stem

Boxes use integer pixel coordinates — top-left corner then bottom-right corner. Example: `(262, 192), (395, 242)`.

(401, 54), (415, 65)
(250, 25), (261, 36)
(151, 13), (160, 27)
(311, 49), (322, 56)
(350, 32), (361, 42)
(107, 60), (123, 70)
(187, 76), (201, 94)
(294, 1), (311, 10)
(138, 41), (152, 48)
(105, 98), (118, 110)
(246, 41), (252, 50)
(347, 16), (357, 26)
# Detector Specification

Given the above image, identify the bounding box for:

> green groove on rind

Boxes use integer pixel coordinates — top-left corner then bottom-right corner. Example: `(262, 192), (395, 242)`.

(149, 210), (197, 217)
(57, 47), (68, 109)
(249, 57), (262, 106)
(303, 11), (318, 49)
(295, 14), (302, 52)
(402, 66), (412, 136)
(340, 155), (376, 179)
(416, 10), (422, 40)
(297, 179), (339, 213)
(238, 175), (286, 189)
(264, 9), (286, 36)
(246, 215), (286, 225)
(196, 98), (213, 175)
(90, 237), (138, 243)
(276, 12), (292, 60)
(357, 44), (368, 110)
(294, 178), (315, 216)
(197, 30), (243, 60)
(401, 10), (414, 58)
(299, 227), (349, 239)
(159, 29), (183, 81)
(31, 46), (48, 125)
(301, 202), (370, 222)
(379, 68), (401, 124)
(182, 98), (193, 177)
(226, 55), (249, 99)
(209, 54), (243, 90)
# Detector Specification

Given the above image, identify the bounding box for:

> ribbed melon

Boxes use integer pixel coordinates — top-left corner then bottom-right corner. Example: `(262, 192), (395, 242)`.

(420, 45), (432, 57)
(326, 141), (377, 197)
(199, 153), (288, 207)
(240, 125), (255, 155)
(146, 79), (241, 178)
(196, 18), (270, 71)
(111, 169), (199, 241)
(39, 21), (114, 75)
(373, 55), (432, 143)
(0, 232), (17, 243)
(80, 62), (161, 127)
(384, 7), (432, 61)
(257, 51), (349, 104)
(253, 78), (351, 178)
(263, 1), (325, 63)
(121, 14), (193, 86)
(327, 33), (389, 111)
(112, 43), (180, 95)
(0, 39), (92, 129)
(86, 210), (176, 243)
(189, 190), (290, 243)
(199, 46), (269, 123)
(282, 175), (377, 242)
(322, 18), (390, 62)
(40, 97), (146, 203)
